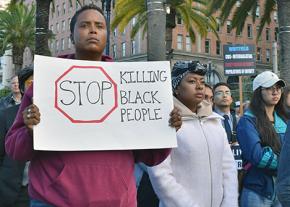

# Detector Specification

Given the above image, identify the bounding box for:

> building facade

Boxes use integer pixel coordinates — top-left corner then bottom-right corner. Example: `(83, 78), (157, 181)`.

(31, 0), (279, 86)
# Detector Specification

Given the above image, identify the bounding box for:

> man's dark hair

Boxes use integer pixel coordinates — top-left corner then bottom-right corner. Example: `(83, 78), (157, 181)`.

(70, 4), (106, 35)
(213, 82), (231, 93)
(205, 83), (213, 90)
(18, 66), (33, 94)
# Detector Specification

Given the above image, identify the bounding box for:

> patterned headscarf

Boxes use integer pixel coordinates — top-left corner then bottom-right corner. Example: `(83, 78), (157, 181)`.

(171, 61), (207, 90)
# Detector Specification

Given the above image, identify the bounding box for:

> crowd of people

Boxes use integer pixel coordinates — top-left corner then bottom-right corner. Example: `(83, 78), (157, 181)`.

(1, 4), (290, 207)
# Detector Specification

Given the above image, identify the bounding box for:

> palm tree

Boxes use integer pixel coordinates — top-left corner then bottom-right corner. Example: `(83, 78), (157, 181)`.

(35, 0), (81, 56)
(111, 0), (218, 57)
(208, 0), (275, 38)
(208, 0), (290, 82)
(0, 3), (35, 73)
(35, 0), (51, 56)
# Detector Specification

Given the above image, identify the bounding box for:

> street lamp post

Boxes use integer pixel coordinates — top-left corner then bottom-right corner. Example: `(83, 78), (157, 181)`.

(207, 61), (212, 85)
(101, 0), (112, 56)
(147, 0), (166, 61)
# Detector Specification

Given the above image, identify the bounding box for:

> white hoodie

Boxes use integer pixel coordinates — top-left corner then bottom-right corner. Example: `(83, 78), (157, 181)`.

(148, 98), (238, 207)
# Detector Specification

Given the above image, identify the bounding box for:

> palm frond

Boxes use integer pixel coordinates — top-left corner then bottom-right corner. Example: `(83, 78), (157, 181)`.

(257, 0), (276, 40)
(231, 0), (254, 34)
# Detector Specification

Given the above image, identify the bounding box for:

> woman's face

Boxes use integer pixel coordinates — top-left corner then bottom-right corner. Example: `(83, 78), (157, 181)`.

(175, 73), (205, 110)
(261, 84), (282, 106)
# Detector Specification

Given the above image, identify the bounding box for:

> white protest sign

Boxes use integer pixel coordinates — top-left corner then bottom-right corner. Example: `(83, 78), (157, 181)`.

(33, 55), (177, 151)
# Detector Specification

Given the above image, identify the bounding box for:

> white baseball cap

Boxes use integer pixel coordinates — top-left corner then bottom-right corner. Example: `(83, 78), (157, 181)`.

(253, 71), (285, 91)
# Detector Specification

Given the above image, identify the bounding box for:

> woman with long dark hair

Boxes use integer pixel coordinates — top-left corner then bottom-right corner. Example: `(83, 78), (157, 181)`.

(237, 71), (288, 207)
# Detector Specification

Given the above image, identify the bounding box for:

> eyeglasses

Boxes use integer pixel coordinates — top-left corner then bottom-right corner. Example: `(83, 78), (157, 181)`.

(262, 85), (283, 93)
(214, 91), (231, 97)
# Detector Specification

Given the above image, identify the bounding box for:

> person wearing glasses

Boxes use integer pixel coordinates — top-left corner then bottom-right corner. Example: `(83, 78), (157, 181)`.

(148, 61), (238, 207)
(213, 82), (239, 145)
(237, 71), (289, 207)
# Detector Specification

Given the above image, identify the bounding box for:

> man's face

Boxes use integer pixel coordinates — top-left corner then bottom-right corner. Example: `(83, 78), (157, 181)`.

(213, 85), (233, 108)
(72, 9), (107, 56)
(204, 87), (213, 105)
(10, 76), (20, 94)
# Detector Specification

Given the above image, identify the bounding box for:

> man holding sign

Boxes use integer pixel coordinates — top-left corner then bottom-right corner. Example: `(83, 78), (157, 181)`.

(5, 5), (181, 207)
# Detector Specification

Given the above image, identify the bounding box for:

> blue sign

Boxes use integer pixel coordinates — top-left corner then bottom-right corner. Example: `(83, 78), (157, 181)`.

(223, 44), (256, 76)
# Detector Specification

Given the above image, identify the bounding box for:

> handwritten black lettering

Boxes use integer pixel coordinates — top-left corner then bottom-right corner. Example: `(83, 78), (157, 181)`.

(59, 80), (76, 105)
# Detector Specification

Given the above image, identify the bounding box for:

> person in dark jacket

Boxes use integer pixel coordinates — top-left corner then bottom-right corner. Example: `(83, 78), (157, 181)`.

(277, 121), (290, 207)
(0, 75), (22, 110)
(0, 66), (33, 207)
(5, 5), (181, 207)
(282, 86), (290, 117)
(237, 71), (288, 207)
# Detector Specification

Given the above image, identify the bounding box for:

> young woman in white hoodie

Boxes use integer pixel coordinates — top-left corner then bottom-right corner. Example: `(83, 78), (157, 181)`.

(148, 61), (238, 207)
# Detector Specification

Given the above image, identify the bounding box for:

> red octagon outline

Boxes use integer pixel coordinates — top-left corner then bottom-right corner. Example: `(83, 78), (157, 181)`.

(55, 65), (118, 123)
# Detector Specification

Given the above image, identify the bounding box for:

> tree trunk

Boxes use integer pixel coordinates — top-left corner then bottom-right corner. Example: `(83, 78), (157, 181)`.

(12, 46), (24, 74)
(35, 0), (51, 56)
(147, 0), (166, 61)
(277, 0), (290, 82)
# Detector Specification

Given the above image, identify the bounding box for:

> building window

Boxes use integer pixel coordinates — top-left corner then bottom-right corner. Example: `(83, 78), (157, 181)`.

(50, 25), (53, 33)
(56, 23), (59, 33)
(227, 20), (231, 34)
(69, 3), (73, 13)
(112, 44), (117, 58)
(247, 24), (253, 38)
(185, 36), (191, 52)
(68, 18), (71, 31)
(122, 42), (126, 57)
(266, 49), (271, 62)
(56, 5), (60, 16)
(176, 14), (182, 24)
(216, 40), (221, 55)
(55, 40), (59, 52)
(132, 17), (136, 26)
(205, 39), (211, 54)
(177, 34), (183, 50)
(113, 28), (117, 37)
(62, 20), (66, 32)
(216, 18), (221, 32)
(68, 37), (71, 49)
(256, 26), (261, 41)
(63, 2), (66, 14)
(275, 27), (278, 41)
(61, 38), (65, 50)
(256, 5), (260, 17)
(274, 11), (278, 22)
(50, 4), (54, 19)
(131, 40), (136, 55)
(50, 41), (54, 50)
(122, 28), (126, 36)
(257, 47), (261, 61)
(266, 28), (271, 41)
